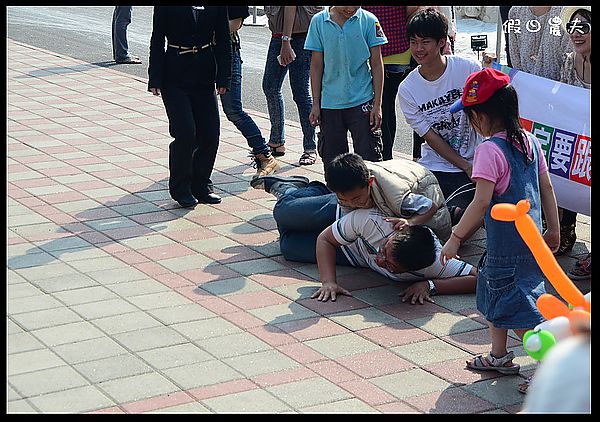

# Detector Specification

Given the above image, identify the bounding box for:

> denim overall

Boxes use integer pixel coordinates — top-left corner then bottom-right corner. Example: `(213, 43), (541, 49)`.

(476, 135), (547, 329)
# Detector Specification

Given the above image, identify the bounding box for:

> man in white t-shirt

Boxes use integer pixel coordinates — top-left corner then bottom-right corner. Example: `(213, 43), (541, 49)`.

(398, 8), (482, 211)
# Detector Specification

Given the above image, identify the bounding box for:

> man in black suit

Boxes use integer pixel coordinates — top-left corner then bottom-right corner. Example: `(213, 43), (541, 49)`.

(148, 6), (232, 208)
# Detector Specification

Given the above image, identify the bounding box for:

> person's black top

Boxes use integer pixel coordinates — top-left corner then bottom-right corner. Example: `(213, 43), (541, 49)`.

(148, 6), (231, 91)
(227, 6), (250, 21)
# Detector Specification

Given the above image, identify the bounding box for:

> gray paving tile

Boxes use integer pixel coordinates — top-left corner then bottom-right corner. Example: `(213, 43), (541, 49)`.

(162, 360), (244, 390)
(138, 343), (214, 370)
(248, 302), (319, 325)
(32, 273), (99, 293)
(7, 319), (24, 335)
(15, 262), (80, 282)
(202, 388), (292, 413)
(48, 246), (111, 262)
(92, 311), (163, 335)
(391, 338), (471, 366)
(112, 326), (189, 352)
(7, 332), (46, 355)
(407, 312), (486, 336)
(271, 281), (321, 301)
(223, 349), (300, 378)
(430, 294), (478, 313)
(74, 354), (153, 383)
(105, 278), (171, 297)
(350, 285), (405, 306)
(171, 318), (243, 341)
(157, 254), (213, 273)
(10, 307), (83, 331)
(266, 377), (353, 410)
(36, 236), (92, 253)
(8, 282), (46, 299)
(71, 298), (140, 320)
(126, 291), (192, 311)
(225, 257), (286, 276)
(460, 376), (526, 407)
(68, 256), (130, 274)
(8, 294), (63, 314)
(10, 366), (90, 398)
(52, 286), (119, 306)
(31, 321), (106, 347)
(7, 399), (38, 413)
(8, 348), (66, 376)
(28, 385), (116, 413)
(328, 307), (403, 331)
(304, 333), (382, 359)
(86, 267), (149, 285)
(7, 251), (57, 270)
(147, 303), (216, 325)
(198, 332), (273, 359)
(98, 372), (180, 404)
(302, 398), (379, 413)
(52, 337), (129, 365)
(370, 368), (452, 400)
(7, 383), (21, 401)
(200, 277), (265, 296)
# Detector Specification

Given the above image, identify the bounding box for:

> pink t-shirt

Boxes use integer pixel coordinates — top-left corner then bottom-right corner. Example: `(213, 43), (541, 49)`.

(472, 131), (548, 196)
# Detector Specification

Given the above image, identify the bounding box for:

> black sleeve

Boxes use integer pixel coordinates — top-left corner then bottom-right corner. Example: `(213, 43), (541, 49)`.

(147, 6), (166, 91)
(227, 6), (250, 21)
(214, 6), (232, 90)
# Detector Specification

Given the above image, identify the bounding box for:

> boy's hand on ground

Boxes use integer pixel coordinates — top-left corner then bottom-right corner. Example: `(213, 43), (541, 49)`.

(311, 282), (352, 302)
(399, 281), (434, 305)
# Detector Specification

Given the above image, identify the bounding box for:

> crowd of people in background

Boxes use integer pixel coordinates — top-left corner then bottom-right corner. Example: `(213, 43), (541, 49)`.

(141, 6), (590, 413)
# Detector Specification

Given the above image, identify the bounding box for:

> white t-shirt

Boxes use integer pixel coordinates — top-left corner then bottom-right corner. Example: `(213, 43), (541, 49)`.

(398, 55), (483, 173)
(331, 207), (473, 282)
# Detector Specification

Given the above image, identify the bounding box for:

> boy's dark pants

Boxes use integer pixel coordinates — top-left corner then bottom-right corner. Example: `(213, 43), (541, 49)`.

(317, 100), (383, 170)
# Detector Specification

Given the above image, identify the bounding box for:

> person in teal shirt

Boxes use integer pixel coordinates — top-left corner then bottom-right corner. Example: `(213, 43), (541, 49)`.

(305, 6), (387, 169)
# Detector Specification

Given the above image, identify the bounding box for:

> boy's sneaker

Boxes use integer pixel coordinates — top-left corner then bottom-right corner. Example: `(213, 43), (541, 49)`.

(253, 153), (280, 178)
(250, 175), (310, 193)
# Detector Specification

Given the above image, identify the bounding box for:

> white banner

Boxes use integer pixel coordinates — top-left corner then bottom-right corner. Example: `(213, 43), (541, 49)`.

(493, 63), (591, 216)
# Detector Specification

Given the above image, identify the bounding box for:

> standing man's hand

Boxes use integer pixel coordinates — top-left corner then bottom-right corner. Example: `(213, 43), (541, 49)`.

(309, 104), (321, 127)
(370, 104), (382, 131)
(279, 42), (296, 66)
(217, 87), (228, 95)
(150, 87), (161, 96)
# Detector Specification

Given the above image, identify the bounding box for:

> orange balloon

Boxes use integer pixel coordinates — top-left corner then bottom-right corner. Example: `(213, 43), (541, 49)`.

(566, 309), (591, 329)
(491, 200), (587, 310)
(537, 294), (570, 320)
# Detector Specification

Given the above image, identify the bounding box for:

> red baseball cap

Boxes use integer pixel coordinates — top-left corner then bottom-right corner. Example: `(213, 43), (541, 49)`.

(449, 67), (511, 113)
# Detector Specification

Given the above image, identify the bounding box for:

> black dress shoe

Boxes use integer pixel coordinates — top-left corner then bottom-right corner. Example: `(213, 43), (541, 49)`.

(172, 194), (198, 208)
(196, 192), (222, 204)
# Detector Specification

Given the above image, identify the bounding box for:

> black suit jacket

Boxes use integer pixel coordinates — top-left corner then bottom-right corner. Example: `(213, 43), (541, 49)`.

(148, 6), (231, 91)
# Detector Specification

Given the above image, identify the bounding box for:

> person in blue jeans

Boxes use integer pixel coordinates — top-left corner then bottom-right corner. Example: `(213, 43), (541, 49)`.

(112, 6), (141, 64)
(263, 6), (322, 165)
(221, 6), (280, 179)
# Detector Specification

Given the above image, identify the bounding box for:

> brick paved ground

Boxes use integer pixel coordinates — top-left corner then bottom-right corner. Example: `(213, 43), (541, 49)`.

(7, 39), (591, 414)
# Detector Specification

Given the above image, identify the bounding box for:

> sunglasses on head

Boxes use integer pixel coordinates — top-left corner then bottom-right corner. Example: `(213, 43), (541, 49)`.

(566, 21), (591, 35)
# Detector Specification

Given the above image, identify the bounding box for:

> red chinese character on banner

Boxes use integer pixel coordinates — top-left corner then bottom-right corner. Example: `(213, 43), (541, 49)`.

(570, 135), (591, 186)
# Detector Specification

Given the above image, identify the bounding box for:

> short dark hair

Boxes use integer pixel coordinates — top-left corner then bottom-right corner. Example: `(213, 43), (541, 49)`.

(325, 153), (370, 193)
(407, 7), (448, 42)
(390, 225), (436, 271)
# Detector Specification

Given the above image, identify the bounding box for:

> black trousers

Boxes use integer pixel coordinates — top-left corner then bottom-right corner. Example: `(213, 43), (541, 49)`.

(161, 84), (219, 198)
(381, 68), (410, 160)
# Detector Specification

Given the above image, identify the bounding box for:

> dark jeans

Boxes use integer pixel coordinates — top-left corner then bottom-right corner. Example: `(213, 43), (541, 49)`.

(112, 6), (133, 61)
(220, 48), (269, 156)
(161, 84), (219, 199)
(381, 64), (411, 160)
(262, 34), (316, 152)
(273, 181), (351, 265)
(317, 101), (384, 170)
(432, 171), (476, 210)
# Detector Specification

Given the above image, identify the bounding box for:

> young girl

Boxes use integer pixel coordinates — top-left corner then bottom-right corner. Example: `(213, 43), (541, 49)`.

(440, 68), (560, 375)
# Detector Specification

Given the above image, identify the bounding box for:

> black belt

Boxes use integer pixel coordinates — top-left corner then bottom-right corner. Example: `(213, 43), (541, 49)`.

(167, 43), (212, 55)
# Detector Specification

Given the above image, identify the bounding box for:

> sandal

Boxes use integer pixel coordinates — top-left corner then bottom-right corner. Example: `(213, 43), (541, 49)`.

(518, 375), (533, 394)
(299, 150), (317, 166)
(466, 351), (520, 375)
(268, 143), (286, 157)
(569, 253), (591, 280)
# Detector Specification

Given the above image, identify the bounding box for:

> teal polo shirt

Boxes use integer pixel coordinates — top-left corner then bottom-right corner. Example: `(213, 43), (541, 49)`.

(304, 7), (387, 110)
